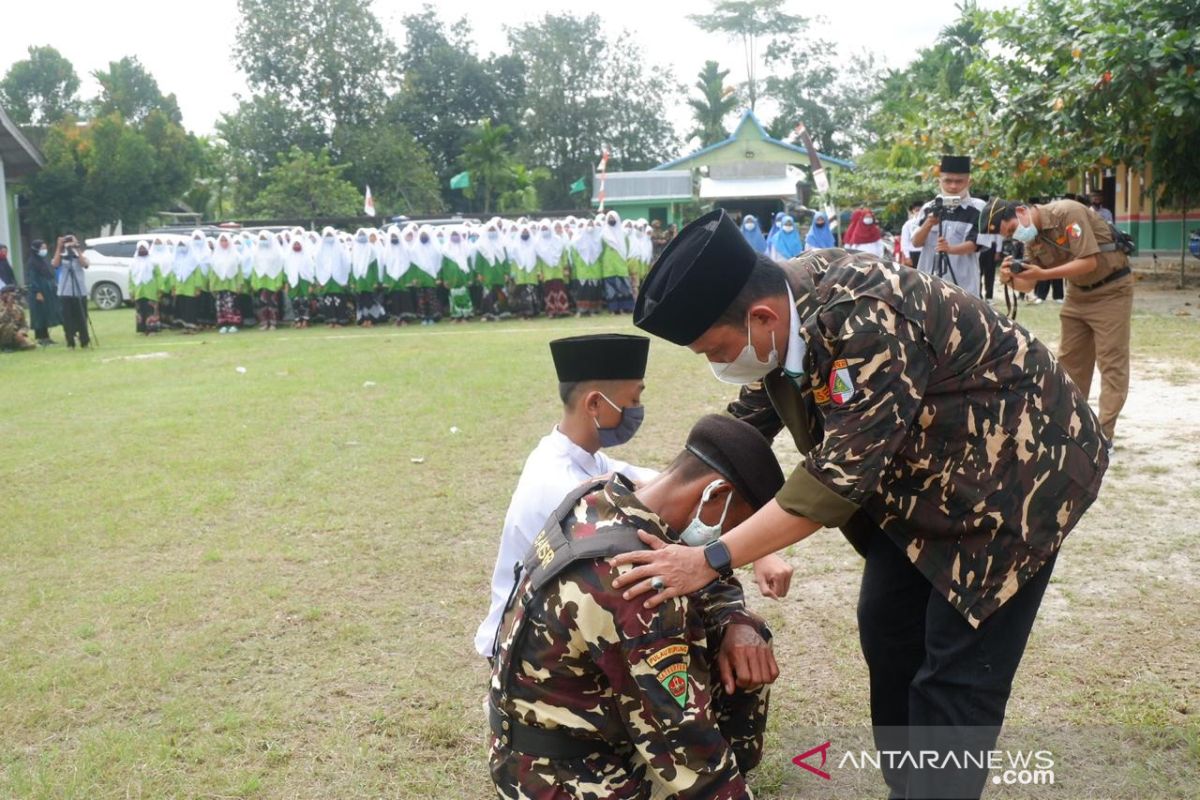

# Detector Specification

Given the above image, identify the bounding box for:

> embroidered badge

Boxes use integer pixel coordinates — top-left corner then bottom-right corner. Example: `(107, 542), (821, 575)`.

(828, 359), (855, 405)
(656, 662), (689, 707)
(813, 383), (831, 405)
(1067, 222), (1082, 240)
(646, 644), (688, 668)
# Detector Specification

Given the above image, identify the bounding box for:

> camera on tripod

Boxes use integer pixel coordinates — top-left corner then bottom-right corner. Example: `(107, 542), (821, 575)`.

(929, 194), (962, 219)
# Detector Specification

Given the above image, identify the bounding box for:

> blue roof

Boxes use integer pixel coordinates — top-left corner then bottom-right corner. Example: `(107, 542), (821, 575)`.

(653, 110), (855, 171)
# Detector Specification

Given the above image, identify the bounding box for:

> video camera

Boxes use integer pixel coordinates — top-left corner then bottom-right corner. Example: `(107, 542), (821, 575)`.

(929, 194), (962, 219)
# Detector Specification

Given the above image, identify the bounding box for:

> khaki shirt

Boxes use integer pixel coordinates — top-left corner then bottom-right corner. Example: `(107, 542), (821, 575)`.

(1025, 199), (1128, 288)
(728, 249), (1108, 627)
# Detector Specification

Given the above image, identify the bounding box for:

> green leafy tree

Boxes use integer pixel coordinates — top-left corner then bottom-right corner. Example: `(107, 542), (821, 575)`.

(0, 45), (81, 125)
(217, 94), (329, 209)
(332, 122), (445, 216)
(688, 0), (807, 111)
(508, 13), (679, 208)
(245, 147), (361, 218)
(765, 51), (884, 161)
(92, 56), (182, 124)
(688, 61), (738, 146)
(497, 165), (553, 214)
(393, 6), (526, 205)
(234, 0), (396, 132)
(459, 120), (516, 214)
(25, 125), (94, 237)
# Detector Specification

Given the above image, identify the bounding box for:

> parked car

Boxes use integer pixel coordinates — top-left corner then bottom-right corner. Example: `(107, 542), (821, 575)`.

(83, 234), (180, 310)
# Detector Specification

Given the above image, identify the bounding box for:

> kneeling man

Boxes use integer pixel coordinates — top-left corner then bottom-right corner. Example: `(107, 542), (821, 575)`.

(489, 415), (785, 799)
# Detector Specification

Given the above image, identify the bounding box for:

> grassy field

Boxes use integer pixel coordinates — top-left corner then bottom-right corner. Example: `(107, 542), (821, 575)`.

(2, 288), (1198, 799)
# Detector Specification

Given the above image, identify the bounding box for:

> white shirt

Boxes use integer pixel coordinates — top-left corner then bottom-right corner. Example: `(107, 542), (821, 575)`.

(900, 216), (921, 257)
(474, 426), (657, 658)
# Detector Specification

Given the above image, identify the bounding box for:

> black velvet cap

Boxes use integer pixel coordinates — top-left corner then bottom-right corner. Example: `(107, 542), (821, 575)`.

(685, 414), (784, 510)
(634, 209), (758, 345)
(549, 334), (650, 382)
(940, 154), (971, 174)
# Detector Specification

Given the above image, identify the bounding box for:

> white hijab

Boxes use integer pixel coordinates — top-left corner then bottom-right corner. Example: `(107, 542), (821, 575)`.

(130, 240), (155, 285)
(283, 237), (314, 285)
(211, 234), (241, 281)
(314, 227), (347, 284)
(474, 223), (505, 265)
(573, 221), (603, 265)
(442, 226), (473, 274)
(380, 226), (410, 281)
(171, 239), (196, 282)
(534, 219), (566, 266)
(253, 231), (284, 279)
(507, 225), (538, 272)
(350, 228), (375, 280)
(601, 210), (627, 259)
(411, 225), (443, 279)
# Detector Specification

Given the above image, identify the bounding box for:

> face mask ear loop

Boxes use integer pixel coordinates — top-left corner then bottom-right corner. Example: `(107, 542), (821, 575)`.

(699, 480), (734, 526)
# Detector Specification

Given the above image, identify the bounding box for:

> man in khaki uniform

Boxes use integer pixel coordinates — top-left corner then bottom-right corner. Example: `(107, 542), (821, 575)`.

(982, 197), (1132, 445)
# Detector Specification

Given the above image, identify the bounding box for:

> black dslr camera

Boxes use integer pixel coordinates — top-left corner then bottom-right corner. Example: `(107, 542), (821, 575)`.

(1001, 239), (1025, 273)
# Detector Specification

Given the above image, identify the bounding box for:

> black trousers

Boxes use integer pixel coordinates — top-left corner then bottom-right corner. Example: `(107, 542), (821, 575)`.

(857, 528), (1057, 799)
(979, 248), (997, 299)
(1035, 278), (1064, 301)
(60, 296), (89, 347)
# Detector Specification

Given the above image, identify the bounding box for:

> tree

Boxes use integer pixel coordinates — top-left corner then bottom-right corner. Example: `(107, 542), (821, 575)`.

(245, 147), (362, 218)
(508, 13), (679, 208)
(765, 51), (884, 161)
(216, 94), (329, 209)
(392, 6), (526, 206)
(688, 61), (738, 147)
(92, 56), (182, 124)
(234, 0), (396, 133)
(0, 45), (81, 125)
(688, 0), (807, 111)
(332, 122), (445, 216)
(459, 120), (516, 214)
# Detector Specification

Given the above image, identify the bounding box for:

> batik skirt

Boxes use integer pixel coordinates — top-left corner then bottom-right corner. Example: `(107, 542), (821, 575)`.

(602, 276), (634, 313)
(542, 279), (570, 317)
(255, 289), (281, 326)
(216, 290), (244, 326)
(135, 298), (161, 334)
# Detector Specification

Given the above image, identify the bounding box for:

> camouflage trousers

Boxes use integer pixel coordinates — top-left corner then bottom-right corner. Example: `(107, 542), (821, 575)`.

(488, 679), (769, 799)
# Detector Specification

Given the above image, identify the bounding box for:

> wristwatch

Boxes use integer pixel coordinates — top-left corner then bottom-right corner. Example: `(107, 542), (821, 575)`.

(703, 540), (734, 580)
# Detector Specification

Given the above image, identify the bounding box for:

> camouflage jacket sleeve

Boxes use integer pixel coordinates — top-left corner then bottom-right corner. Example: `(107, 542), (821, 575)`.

(694, 577), (770, 648)
(726, 379), (784, 441)
(583, 563), (753, 800)
(784, 303), (934, 510)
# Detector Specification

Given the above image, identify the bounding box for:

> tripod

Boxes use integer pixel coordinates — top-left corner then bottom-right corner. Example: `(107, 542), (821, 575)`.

(934, 215), (958, 286)
(63, 255), (99, 349)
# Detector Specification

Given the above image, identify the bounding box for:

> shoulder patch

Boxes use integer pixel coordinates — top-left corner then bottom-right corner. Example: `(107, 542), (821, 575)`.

(1067, 222), (1083, 240)
(656, 662), (690, 707)
(646, 644), (688, 668)
(829, 359), (855, 405)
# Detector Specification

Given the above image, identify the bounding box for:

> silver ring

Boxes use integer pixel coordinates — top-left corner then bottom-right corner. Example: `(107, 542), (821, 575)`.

(650, 576), (666, 591)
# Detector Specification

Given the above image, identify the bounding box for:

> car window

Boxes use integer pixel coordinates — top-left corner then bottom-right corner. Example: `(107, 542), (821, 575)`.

(89, 241), (139, 259)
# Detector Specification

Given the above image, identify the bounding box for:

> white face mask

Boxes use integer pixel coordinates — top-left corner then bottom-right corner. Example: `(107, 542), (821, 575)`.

(1013, 209), (1038, 243)
(863, 216), (875, 226)
(709, 319), (778, 385)
(680, 479), (733, 546)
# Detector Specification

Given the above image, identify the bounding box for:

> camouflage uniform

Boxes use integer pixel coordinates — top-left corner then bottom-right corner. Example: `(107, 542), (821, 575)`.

(728, 248), (1108, 627)
(0, 297), (34, 350)
(489, 476), (770, 800)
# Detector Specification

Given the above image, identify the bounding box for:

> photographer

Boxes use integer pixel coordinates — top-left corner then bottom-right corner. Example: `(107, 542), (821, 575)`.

(984, 196), (1132, 448)
(912, 155), (986, 296)
(52, 234), (91, 349)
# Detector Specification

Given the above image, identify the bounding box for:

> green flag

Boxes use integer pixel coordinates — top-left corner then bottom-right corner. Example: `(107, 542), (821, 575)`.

(450, 171), (471, 190)
(569, 177), (587, 194)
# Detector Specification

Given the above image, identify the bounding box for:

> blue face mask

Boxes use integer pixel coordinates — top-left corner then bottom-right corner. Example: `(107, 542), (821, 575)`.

(1013, 210), (1038, 243)
(595, 392), (644, 448)
(680, 479), (733, 546)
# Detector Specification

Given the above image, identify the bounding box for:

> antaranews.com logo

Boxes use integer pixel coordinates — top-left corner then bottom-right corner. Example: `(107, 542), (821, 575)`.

(793, 741), (1055, 787)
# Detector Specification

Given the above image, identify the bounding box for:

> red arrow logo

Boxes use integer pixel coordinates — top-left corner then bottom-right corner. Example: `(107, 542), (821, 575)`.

(792, 741), (832, 780)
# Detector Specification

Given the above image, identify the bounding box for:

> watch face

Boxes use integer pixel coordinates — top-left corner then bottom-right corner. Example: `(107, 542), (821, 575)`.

(704, 541), (733, 575)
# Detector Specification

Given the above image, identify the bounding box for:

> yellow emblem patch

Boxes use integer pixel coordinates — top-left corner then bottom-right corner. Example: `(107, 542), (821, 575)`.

(646, 644), (688, 668)
(533, 530), (555, 567)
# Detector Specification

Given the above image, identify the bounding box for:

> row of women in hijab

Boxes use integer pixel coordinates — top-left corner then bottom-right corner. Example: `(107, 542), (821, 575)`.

(126, 211), (659, 335)
(738, 211), (839, 261)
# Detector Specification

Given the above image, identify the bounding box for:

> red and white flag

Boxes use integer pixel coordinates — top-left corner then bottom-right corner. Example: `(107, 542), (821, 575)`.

(363, 185), (375, 217)
(597, 149), (611, 211)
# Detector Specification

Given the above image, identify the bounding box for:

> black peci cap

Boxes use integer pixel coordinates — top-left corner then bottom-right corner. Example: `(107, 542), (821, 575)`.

(940, 154), (971, 174)
(634, 209), (759, 346)
(684, 414), (784, 510)
(549, 333), (650, 382)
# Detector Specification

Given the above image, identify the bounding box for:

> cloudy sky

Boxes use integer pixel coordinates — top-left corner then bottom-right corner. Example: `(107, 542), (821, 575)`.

(6, 0), (1009, 137)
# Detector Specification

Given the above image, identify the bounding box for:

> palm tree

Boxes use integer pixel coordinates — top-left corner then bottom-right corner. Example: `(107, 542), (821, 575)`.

(460, 119), (513, 214)
(688, 61), (738, 147)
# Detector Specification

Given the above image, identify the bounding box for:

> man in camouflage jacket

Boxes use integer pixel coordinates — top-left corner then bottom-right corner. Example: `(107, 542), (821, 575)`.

(618, 209), (1108, 798)
(489, 415), (786, 799)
